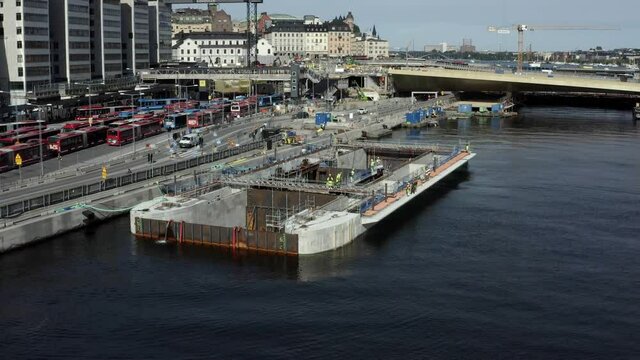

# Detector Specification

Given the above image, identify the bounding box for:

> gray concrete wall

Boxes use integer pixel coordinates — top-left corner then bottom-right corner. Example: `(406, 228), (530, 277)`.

(0, 186), (162, 253)
(337, 148), (367, 170)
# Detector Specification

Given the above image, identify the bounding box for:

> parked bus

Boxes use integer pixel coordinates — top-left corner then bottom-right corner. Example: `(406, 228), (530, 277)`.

(0, 120), (44, 134)
(163, 113), (188, 130)
(106, 118), (163, 146)
(62, 121), (91, 133)
(230, 100), (252, 118)
(75, 105), (135, 121)
(0, 140), (51, 173)
(258, 94), (284, 108)
(0, 126), (43, 140)
(165, 100), (199, 112)
(187, 109), (223, 129)
(0, 128), (61, 147)
(47, 126), (108, 154)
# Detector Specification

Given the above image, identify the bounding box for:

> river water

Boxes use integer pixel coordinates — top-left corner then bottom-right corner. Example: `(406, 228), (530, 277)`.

(1, 106), (639, 359)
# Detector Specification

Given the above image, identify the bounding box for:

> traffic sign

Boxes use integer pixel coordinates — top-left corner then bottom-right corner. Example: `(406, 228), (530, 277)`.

(101, 165), (107, 180)
(15, 154), (22, 166)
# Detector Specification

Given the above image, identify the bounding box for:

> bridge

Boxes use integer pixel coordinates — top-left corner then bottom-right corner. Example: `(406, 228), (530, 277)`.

(140, 67), (292, 82)
(390, 68), (640, 95)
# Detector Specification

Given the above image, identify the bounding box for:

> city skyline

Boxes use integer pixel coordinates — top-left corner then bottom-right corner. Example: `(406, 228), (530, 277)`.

(214, 0), (638, 51)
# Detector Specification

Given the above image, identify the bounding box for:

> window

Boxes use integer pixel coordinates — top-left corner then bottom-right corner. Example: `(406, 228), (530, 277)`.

(16, 13), (21, 20)
(16, 27), (21, 34)
(16, 0), (20, 5)
(18, 67), (23, 76)
(181, 49), (184, 54)
(230, 49), (233, 54)
(17, 40), (22, 48)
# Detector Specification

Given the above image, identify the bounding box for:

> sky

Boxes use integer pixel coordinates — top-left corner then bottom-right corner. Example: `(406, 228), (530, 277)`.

(196, 0), (639, 52)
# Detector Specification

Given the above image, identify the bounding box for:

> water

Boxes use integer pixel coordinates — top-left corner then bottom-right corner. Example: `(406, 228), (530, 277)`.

(2, 106), (639, 359)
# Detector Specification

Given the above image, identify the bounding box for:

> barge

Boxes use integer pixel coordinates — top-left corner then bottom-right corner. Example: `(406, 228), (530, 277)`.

(130, 141), (475, 255)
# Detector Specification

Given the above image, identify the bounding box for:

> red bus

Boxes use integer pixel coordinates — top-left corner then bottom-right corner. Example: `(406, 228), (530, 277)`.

(92, 116), (122, 127)
(62, 121), (90, 132)
(165, 100), (199, 112)
(0, 126), (43, 140)
(75, 105), (136, 121)
(0, 141), (50, 173)
(48, 126), (108, 154)
(188, 109), (222, 129)
(0, 128), (61, 147)
(0, 120), (44, 133)
(106, 118), (163, 146)
(230, 100), (252, 118)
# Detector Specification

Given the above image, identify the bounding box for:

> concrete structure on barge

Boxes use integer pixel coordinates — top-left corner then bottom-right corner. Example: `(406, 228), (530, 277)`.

(130, 142), (476, 255)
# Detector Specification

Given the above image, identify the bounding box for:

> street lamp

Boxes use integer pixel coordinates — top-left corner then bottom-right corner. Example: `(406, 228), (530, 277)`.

(133, 92), (144, 159)
(27, 102), (51, 178)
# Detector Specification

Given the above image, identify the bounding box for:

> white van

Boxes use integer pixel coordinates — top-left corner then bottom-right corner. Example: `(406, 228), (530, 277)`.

(179, 134), (199, 148)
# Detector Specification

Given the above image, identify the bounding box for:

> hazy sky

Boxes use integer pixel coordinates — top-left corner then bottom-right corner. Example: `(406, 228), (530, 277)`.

(206, 0), (638, 51)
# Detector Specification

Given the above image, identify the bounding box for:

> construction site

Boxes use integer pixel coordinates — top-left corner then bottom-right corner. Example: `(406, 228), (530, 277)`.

(130, 138), (475, 255)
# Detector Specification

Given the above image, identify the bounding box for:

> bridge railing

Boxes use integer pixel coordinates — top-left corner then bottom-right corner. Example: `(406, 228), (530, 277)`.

(399, 64), (635, 83)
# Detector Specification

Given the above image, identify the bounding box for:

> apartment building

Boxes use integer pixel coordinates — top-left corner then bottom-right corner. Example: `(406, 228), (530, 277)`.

(0, 0), (52, 103)
(304, 23), (328, 58)
(49, 0), (92, 83)
(352, 34), (389, 59)
(264, 21), (305, 58)
(327, 21), (351, 57)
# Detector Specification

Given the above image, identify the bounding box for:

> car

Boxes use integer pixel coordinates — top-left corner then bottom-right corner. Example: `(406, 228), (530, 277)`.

(179, 134), (198, 148)
(358, 108), (368, 115)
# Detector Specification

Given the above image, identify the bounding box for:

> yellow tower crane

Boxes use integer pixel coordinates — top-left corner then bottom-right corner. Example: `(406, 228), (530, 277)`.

(487, 24), (619, 74)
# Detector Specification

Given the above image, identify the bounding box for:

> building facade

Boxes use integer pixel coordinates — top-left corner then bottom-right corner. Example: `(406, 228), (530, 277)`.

(304, 23), (328, 58)
(264, 21), (305, 58)
(121, 0), (150, 73)
(352, 34), (389, 59)
(0, 0), (52, 103)
(92, 0), (123, 80)
(172, 32), (247, 67)
(327, 21), (351, 57)
(50, 0), (91, 83)
(148, 0), (172, 65)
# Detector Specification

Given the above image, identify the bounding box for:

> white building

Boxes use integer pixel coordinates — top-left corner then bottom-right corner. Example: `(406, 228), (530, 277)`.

(172, 32), (247, 67)
(92, 0), (123, 80)
(304, 24), (328, 58)
(0, 0), (52, 104)
(264, 21), (305, 58)
(148, 0), (172, 65)
(352, 34), (389, 59)
(255, 38), (276, 65)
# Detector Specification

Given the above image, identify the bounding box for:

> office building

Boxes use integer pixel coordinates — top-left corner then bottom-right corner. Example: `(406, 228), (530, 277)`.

(121, 0), (150, 73)
(92, 0), (123, 80)
(0, 0), (52, 104)
(149, 0), (172, 65)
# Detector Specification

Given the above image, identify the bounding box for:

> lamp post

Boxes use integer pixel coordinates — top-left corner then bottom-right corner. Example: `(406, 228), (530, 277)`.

(27, 102), (50, 178)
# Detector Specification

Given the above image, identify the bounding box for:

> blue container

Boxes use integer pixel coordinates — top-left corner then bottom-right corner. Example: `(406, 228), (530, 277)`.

(458, 104), (472, 113)
(491, 104), (503, 113)
(315, 112), (330, 126)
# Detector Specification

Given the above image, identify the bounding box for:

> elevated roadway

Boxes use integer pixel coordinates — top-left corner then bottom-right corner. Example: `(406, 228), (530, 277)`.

(390, 68), (640, 95)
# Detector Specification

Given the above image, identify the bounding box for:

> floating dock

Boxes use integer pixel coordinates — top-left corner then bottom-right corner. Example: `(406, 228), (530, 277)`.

(130, 142), (475, 255)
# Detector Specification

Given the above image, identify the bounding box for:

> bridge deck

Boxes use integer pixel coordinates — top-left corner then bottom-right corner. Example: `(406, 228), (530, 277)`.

(390, 68), (640, 95)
